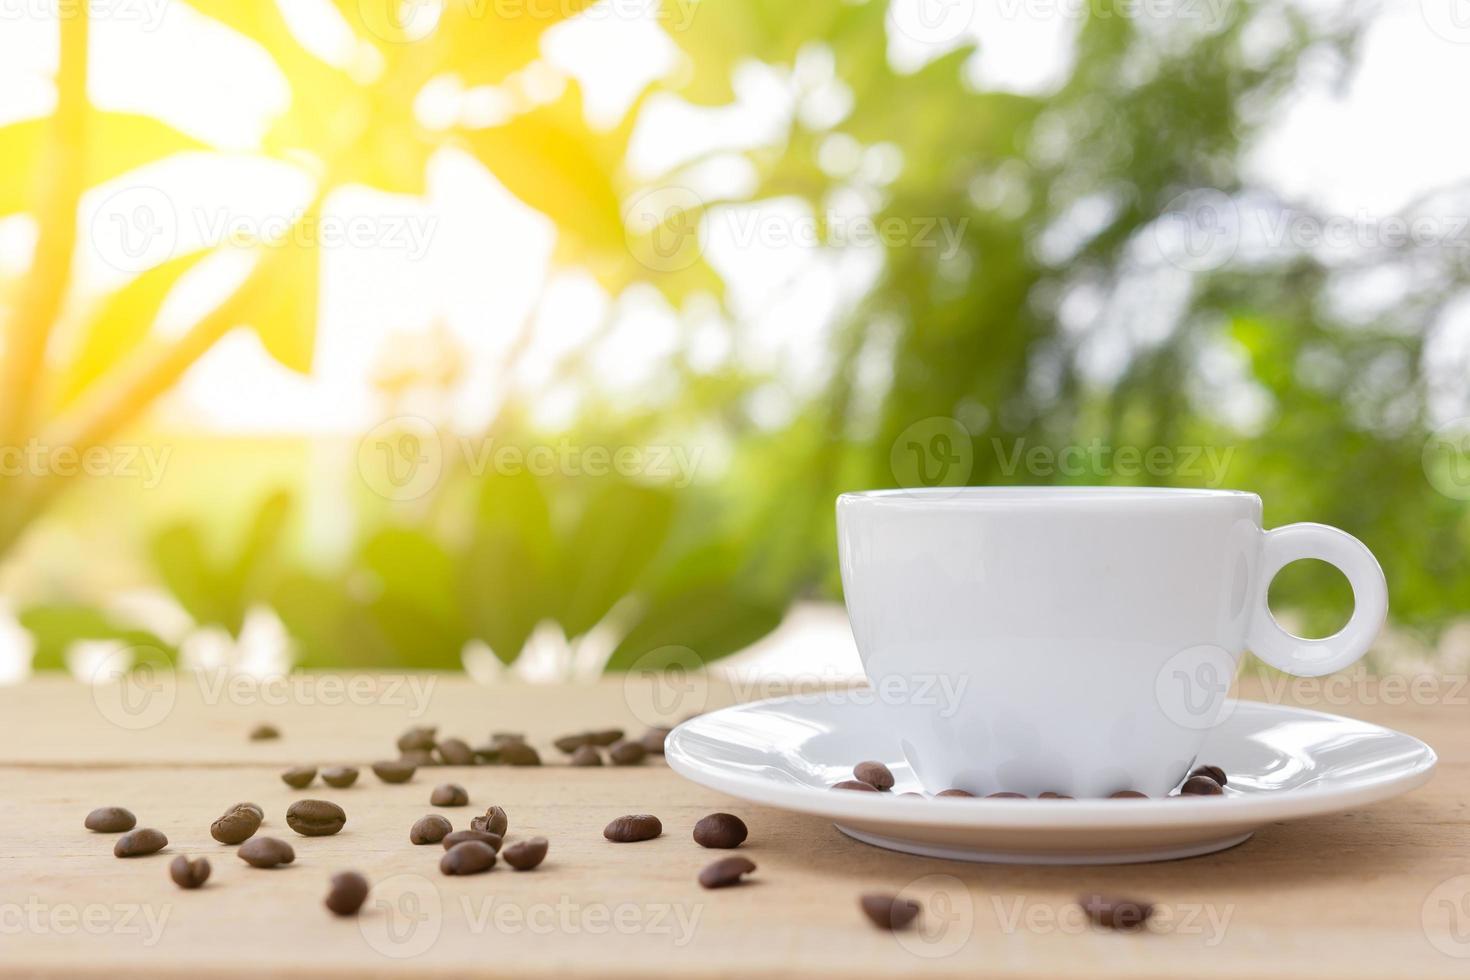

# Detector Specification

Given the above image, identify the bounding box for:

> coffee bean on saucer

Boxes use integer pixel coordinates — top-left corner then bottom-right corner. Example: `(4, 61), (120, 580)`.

(442, 829), (502, 852)
(470, 805), (508, 837)
(321, 766), (359, 789)
(503, 837), (549, 871)
(604, 814), (662, 842)
(286, 799), (347, 836)
(410, 814), (452, 845)
(1038, 792), (1074, 799)
(114, 828), (167, 858)
(1190, 764), (1228, 786)
(239, 837), (294, 868)
(860, 893), (921, 930)
(325, 872), (370, 916)
(853, 761), (894, 791)
(569, 745), (602, 767)
(1109, 790), (1148, 799)
(699, 856), (756, 889)
(832, 780), (879, 792)
(85, 806), (136, 833)
(281, 766), (317, 789)
(587, 729), (623, 747)
(440, 841), (497, 875)
(372, 760), (416, 784)
(499, 742), (541, 766)
(1079, 893), (1154, 930)
(987, 792), (1027, 799)
(1179, 775), (1223, 796)
(693, 813), (748, 849)
(639, 728), (671, 755)
(936, 789), (974, 798)
(249, 724), (280, 741)
(169, 855), (210, 889)
(431, 783), (469, 807)
(435, 738), (475, 766)
(554, 733), (590, 754)
(212, 803), (263, 844)
(397, 726), (437, 753)
(608, 740), (646, 766)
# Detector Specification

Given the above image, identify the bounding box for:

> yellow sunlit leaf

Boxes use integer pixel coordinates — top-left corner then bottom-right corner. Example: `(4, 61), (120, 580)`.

(238, 238), (320, 374)
(440, 0), (598, 86)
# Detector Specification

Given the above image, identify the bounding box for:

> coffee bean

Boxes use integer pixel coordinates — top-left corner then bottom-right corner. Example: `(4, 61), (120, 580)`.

(211, 804), (263, 845)
(569, 745), (602, 767)
(249, 724), (279, 741)
(1179, 775), (1223, 796)
(853, 761), (894, 791)
(498, 742), (541, 767)
(321, 766), (359, 789)
(1038, 792), (1074, 799)
(1190, 764), (1228, 786)
(435, 738), (475, 766)
(860, 893), (921, 930)
(442, 829), (502, 852)
(431, 783), (469, 807)
(554, 733), (590, 754)
(503, 837), (549, 871)
(410, 814), (452, 845)
(286, 799), (347, 837)
(239, 836), (294, 868)
(639, 728), (670, 755)
(987, 792), (1027, 799)
(1079, 893), (1154, 930)
(169, 855), (210, 889)
(281, 766), (317, 789)
(397, 726), (437, 753)
(608, 740), (646, 766)
(470, 805), (508, 837)
(698, 856), (756, 889)
(114, 828), (167, 858)
(325, 871), (370, 916)
(399, 749), (437, 767)
(440, 841), (497, 875)
(1109, 790), (1148, 799)
(233, 801), (265, 821)
(492, 732), (526, 745)
(936, 789), (974, 797)
(372, 760), (416, 784)
(692, 813), (748, 849)
(85, 806), (136, 833)
(604, 814), (661, 842)
(832, 780), (878, 792)
(587, 729), (623, 747)
(471, 745), (500, 764)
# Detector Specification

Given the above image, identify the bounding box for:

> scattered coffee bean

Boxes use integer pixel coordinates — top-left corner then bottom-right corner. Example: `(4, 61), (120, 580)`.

(410, 814), (452, 845)
(492, 732), (526, 745)
(936, 789), (974, 797)
(249, 724), (279, 741)
(1109, 790), (1148, 799)
(639, 728), (670, 755)
(233, 802), (265, 822)
(397, 726), (437, 753)
(853, 761), (894, 791)
(693, 813), (748, 849)
(442, 829), (503, 852)
(1179, 775), (1223, 796)
(85, 806), (136, 833)
(698, 856), (756, 889)
(569, 745), (602, 767)
(372, 760), (416, 784)
(832, 780), (879, 792)
(860, 893), (921, 930)
(321, 766), (359, 789)
(554, 733), (590, 754)
(281, 766), (317, 789)
(587, 729), (623, 747)
(608, 740), (646, 766)
(1079, 893), (1154, 930)
(440, 841), (497, 875)
(987, 792), (1027, 799)
(604, 814), (662, 842)
(399, 749), (437, 767)
(325, 871), (370, 916)
(498, 742), (541, 766)
(431, 783), (469, 807)
(1038, 792), (1074, 799)
(1190, 764), (1228, 786)
(435, 738), (475, 766)
(211, 804), (263, 845)
(114, 828), (167, 858)
(503, 837), (549, 871)
(286, 799), (347, 837)
(169, 855), (210, 889)
(238, 836), (294, 869)
(470, 805), (508, 838)
(471, 745), (500, 764)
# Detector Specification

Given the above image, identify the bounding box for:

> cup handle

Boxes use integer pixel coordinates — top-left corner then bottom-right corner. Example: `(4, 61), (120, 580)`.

(1247, 522), (1388, 677)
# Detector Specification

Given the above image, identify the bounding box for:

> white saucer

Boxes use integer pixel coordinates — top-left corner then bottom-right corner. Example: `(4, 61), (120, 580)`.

(665, 696), (1437, 865)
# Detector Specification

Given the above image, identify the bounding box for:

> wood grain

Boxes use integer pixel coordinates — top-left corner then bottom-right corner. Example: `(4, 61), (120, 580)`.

(0, 674), (1465, 978)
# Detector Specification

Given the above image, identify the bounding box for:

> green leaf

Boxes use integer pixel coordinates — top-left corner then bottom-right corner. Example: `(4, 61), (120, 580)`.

(18, 604), (170, 672)
(605, 584), (784, 671)
(228, 490), (293, 599)
(150, 525), (235, 631)
(555, 481), (676, 638)
(362, 526), (461, 628)
(458, 471), (556, 663)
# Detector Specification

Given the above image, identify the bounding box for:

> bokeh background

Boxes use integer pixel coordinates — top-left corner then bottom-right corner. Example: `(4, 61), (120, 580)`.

(1, 0), (1467, 682)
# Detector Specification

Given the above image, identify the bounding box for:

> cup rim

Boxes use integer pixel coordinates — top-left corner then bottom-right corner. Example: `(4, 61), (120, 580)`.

(839, 486), (1260, 506)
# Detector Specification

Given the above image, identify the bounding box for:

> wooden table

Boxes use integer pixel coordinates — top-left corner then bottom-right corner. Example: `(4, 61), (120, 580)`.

(2, 672), (1466, 978)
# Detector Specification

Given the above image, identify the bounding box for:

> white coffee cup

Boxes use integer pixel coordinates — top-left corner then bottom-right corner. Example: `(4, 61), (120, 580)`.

(836, 487), (1387, 798)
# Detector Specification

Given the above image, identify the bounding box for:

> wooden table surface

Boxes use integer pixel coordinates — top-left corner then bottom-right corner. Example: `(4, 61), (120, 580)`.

(2, 671), (1466, 978)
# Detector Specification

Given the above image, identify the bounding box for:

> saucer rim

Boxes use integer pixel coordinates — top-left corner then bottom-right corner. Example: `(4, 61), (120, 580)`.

(665, 696), (1438, 830)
